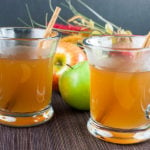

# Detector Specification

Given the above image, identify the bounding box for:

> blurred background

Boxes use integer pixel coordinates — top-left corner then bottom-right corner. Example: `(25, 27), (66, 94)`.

(0, 0), (150, 34)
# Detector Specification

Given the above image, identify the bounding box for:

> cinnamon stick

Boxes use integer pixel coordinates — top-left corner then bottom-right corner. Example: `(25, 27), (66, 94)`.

(43, 7), (61, 38)
(38, 6), (61, 53)
(142, 32), (150, 48)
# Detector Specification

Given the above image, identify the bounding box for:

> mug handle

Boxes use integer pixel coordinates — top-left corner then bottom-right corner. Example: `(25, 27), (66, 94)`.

(145, 104), (150, 119)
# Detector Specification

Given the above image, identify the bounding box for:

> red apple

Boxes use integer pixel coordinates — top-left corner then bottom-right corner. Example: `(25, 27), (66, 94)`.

(52, 41), (87, 90)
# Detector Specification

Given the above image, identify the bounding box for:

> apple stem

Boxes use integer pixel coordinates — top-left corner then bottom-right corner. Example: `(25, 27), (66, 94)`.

(66, 64), (73, 69)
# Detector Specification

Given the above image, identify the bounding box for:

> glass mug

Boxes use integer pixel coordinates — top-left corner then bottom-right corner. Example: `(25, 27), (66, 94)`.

(83, 35), (150, 144)
(0, 27), (60, 127)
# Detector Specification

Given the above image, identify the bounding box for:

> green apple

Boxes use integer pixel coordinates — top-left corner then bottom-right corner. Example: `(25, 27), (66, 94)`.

(59, 61), (90, 110)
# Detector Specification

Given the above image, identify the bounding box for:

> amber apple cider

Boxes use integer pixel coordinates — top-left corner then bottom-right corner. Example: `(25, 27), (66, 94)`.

(90, 65), (150, 129)
(0, 48), (53, 113)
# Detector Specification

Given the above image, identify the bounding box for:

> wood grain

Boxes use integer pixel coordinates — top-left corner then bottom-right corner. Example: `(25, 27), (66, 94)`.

(0, 91), (149, 150)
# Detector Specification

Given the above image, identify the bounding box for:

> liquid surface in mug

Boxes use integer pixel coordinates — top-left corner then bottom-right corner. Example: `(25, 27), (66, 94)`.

(90, 64), (150, 129)
(0, 50), (53, 113)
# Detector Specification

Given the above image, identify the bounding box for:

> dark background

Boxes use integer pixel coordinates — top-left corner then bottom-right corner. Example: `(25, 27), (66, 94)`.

(0, 0), (150, 35)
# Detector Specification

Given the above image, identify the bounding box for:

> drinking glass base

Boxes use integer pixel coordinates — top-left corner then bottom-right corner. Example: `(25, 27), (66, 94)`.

(87, 118), (150, 144)
(0, 105), (54, 127)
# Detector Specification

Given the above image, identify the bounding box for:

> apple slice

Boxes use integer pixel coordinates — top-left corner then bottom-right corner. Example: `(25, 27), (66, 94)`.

(114, 72), (135, 110)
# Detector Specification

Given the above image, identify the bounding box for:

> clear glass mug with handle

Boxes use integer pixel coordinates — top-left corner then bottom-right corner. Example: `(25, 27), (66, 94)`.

(0, 27), (60, 127)
(83, 35), (150, 144)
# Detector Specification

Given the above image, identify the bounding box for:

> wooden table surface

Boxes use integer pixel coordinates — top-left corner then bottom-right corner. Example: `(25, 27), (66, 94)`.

(0, 91), (149, 150)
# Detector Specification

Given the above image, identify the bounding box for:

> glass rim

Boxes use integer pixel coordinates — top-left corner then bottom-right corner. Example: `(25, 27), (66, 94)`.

(83, 35), (150, 52)
(0, 27), (60, 41)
